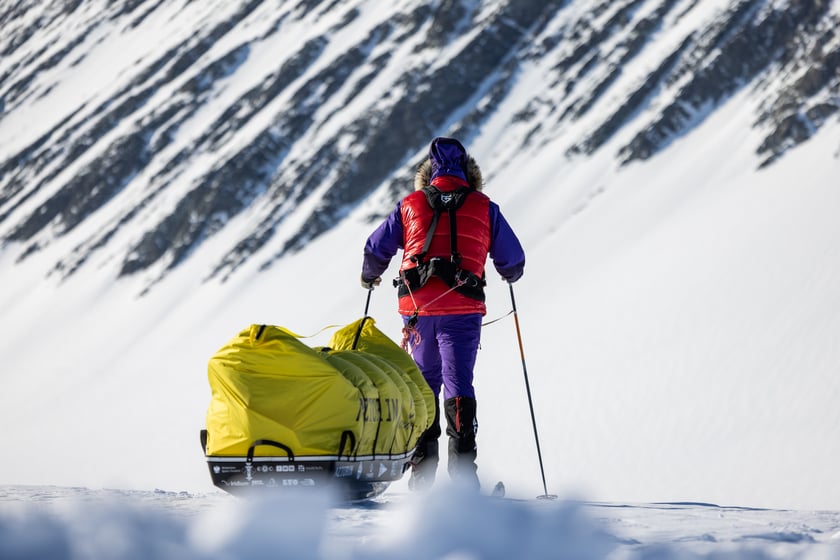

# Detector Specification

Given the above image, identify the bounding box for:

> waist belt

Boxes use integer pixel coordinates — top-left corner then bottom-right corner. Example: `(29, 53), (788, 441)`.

(396, 258), (486, 302)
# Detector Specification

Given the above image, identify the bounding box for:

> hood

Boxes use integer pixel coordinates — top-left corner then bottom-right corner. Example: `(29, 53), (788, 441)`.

(414, 155), (484, 192)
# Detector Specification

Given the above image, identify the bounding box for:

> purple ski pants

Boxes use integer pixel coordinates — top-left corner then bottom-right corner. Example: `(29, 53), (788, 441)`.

(403, 314), (482, 400)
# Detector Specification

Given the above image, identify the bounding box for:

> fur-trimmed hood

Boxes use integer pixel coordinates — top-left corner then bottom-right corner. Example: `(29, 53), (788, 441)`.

(413, 155), (484, 191)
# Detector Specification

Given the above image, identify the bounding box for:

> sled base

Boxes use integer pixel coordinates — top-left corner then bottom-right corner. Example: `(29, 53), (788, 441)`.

(201, 430), (413, 502)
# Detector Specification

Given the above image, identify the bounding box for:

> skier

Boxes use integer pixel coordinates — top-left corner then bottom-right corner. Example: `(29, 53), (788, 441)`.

(361, 137), (525, 490)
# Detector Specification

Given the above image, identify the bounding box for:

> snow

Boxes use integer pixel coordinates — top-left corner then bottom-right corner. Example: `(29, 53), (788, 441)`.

(1, 0), (840, 556)
(2, 485), (839, 559)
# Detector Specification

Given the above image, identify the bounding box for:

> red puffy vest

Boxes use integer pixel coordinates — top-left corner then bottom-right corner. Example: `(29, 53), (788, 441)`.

(398, 177), (491, 316)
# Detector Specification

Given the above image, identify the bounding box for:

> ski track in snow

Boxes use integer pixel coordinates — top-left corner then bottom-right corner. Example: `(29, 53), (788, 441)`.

(1, 485), (839, 559)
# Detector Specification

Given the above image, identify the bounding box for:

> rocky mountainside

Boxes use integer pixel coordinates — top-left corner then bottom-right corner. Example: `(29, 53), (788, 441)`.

(1, 0), (838, 291)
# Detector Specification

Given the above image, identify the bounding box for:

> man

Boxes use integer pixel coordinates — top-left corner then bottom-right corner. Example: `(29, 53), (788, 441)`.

(361, 137), (525, 490)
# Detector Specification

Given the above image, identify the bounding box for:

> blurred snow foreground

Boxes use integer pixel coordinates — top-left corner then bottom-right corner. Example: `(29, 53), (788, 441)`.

(2, 485), (840, 559)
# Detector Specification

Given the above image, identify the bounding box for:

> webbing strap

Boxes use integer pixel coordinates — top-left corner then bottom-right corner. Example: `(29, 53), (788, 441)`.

(447, 207), (460, 266)
(415, 194), (463, 266)
(416, 209), (441, 264)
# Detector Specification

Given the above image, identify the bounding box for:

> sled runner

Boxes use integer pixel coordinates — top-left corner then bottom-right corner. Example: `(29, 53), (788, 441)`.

(201, 317), (435, 501)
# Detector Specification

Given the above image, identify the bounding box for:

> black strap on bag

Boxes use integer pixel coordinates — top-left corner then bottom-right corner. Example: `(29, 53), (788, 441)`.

(396, 186), (486, 302)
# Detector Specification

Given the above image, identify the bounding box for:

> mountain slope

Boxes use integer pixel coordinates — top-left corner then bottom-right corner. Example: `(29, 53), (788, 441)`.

(1, 0), (838, 288)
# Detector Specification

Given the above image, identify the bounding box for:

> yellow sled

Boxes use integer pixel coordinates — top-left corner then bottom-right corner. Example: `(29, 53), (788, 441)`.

(201, 317), (435, 500)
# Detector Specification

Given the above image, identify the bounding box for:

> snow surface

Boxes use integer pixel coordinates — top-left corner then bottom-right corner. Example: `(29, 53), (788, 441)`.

(1, 485), (839, 560)
(2, 1), (840, 555)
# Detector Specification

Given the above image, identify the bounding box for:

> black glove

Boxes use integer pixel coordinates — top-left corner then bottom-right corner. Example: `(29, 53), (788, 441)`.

(361, 275), (382, 289)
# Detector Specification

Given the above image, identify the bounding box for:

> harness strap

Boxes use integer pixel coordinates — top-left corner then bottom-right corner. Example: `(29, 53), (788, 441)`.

(447, 206), (461, 266)
(413, 208), (441, 266)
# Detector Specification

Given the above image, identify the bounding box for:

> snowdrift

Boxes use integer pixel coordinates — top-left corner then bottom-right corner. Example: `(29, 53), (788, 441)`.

(201, 317), (434, 500)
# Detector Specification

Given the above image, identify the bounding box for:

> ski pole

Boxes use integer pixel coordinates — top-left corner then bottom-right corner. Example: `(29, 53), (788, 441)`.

(509, 283), (557, 500)
(351, 287), (374, 350)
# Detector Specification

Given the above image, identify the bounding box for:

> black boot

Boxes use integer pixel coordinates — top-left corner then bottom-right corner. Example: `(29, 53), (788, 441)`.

(409, 399), (441, 491)
(444, 396), (480, 490)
